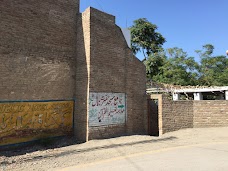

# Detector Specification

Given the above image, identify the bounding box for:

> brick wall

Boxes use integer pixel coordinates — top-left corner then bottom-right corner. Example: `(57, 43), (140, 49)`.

(2, 1), (227, 144)
(89, 124), (126, 139)
(0, 0), (79, 100)
(149, 94), (228, 135)
(162, 95), (193, 133)
(126, 50), (147, 135)
(74, 11), (90, 142)
(89, 8), (126, 92)
(83, 7), (147, 139)
(193, 101), (228, 127)
(149, 94), (193, 134)
(0, 2), (147, 143)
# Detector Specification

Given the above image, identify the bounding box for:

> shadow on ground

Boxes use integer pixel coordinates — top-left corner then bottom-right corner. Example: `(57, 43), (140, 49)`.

(0, 136), (177, 166)
(0, 136), (75, 157)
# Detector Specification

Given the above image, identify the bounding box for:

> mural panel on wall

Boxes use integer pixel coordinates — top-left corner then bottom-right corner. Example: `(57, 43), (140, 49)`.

(0, 100), (74, 146)
(89, 92), (126, 126)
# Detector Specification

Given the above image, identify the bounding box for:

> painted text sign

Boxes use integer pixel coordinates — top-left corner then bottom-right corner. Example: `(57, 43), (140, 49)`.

(0, 100), (74, 146)
(89, 93), (126, 126)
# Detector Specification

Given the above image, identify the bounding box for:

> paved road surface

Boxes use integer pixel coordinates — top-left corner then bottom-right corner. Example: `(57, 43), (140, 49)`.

(62, 142), (228, 171)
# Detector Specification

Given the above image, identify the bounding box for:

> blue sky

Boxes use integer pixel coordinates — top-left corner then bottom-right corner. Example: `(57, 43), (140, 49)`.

(80, 0), (228, 61)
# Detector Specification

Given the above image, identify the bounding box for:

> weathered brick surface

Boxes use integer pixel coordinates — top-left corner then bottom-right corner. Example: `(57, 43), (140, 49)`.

(193, 101), (228, 127)
(3, 1), (227, 143)
(0, 0), (79, 100)
(85, 8), (147, 139)
(0, 2), (147, 142)
(74, 11), (90, 142)
(89, 8), (126, 93)
(149, 94), (228, 135)
(161, 95), (193, 133)
(89, 124), (126, 139)
(126, 50), (147, 135)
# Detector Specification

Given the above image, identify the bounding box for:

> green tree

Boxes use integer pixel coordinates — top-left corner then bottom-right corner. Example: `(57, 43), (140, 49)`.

(160, 48), (199, 85)
(145, 48), (199, 86)
(144, 51), (166, 80)
(130, 18), (166, 60)
(130, 18), (228, 86)
(196, 44), (228, 86)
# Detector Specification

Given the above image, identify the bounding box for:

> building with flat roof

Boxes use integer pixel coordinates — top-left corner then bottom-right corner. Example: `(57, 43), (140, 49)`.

(147, 86), (228, 101)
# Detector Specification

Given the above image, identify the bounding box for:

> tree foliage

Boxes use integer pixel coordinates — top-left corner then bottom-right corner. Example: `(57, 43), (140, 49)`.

(145, 44), (228, 86)
(130, 18), (228, 86)
(196, 44), (228, 86)
(145, 48), (199, 86)
(130, 18), (166, 59)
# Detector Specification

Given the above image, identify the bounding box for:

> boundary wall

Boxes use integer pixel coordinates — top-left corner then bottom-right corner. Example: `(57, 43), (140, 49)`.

(0, 1), (147, 146)
(80, 8), (147, 141)
(149, 94), (228, 135)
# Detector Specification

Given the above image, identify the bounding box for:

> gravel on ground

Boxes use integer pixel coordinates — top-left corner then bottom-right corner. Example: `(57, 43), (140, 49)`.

(1, 127), (228, 171)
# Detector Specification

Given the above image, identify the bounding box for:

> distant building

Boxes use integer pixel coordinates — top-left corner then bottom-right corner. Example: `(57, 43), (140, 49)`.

(147, 86), (228, 101)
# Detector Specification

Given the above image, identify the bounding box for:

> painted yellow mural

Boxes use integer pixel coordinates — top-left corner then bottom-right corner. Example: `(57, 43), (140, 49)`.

(0, 100), (74, 146)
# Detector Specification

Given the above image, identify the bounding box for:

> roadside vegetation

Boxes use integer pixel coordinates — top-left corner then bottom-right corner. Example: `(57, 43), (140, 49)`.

(130, 18), (228, 86)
